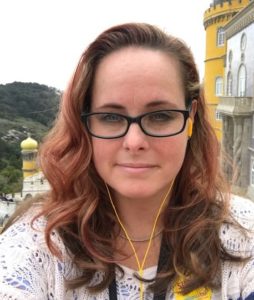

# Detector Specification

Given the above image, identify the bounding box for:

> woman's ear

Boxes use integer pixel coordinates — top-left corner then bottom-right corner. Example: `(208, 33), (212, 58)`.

(190, 99), (198, 120)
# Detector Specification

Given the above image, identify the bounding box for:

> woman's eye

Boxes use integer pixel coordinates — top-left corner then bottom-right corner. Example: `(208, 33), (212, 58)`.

(149, 112), (173, 122)
(99, 114), (123, 122)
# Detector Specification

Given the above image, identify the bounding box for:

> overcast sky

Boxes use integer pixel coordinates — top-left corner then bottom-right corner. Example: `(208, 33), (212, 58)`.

(0, 0), (212, 90)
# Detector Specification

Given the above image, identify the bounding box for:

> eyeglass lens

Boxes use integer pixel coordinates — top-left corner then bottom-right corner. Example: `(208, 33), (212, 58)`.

(86, 111), (186, 138)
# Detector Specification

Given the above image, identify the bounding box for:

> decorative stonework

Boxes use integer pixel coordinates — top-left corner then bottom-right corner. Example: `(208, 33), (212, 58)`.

(233, 117), (243, 186)
(222, 115), (233, 180)
(225, 2), (254, 38)
(204, 12), (237, 28)
(221, 113), (252, 193)
(217, 96), (253, 115)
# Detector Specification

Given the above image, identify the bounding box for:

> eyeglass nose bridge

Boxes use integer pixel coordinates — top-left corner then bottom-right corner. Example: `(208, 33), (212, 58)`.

(124, 115), (146, 135)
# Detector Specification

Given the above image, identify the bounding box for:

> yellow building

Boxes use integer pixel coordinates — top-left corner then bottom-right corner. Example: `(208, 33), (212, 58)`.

(20, 134), (38, 178)
(20, 135), (50, 198)
(203, 0), (250, 140)
(1, 136), (49, 230)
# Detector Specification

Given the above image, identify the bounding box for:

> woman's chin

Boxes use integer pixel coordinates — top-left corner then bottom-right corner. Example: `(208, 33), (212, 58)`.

(112, 185), (168, 203)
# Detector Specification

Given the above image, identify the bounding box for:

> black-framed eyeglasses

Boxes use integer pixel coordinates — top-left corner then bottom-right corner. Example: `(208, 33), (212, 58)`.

(81, 109), (190, 139)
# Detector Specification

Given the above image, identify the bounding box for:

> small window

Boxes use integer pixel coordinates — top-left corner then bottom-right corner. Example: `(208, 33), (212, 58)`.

(217, 27), (225, 46)
(215, 77), (223, 96)
(237, 64), (246, 97)
(228, 50), (233, 64)
(226, 72), (233, 96)
(215, 110), (222, 121)
(240, 33), (247, 51)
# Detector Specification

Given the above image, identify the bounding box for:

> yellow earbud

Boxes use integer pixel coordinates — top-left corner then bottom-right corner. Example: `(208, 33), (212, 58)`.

(187, 118), (193, 138)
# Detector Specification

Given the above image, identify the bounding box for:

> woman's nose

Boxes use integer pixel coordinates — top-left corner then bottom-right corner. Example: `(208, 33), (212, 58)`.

(122, 123), (149, 152)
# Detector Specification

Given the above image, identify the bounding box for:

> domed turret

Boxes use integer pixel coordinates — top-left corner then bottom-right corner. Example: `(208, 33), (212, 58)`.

(20, 135), (38, 151)
(20, 134), (38, 178)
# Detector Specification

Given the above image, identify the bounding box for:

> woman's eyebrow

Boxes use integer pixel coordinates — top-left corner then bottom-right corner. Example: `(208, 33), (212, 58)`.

(95, 103), (125, 110)
(145, 100), (179, 109)
(94, 100), (180, 110)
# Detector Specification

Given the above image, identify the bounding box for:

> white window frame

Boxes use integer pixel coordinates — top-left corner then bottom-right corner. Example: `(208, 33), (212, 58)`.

(217, 27), (225, 46)
(240, 33), (247, 51)
(237, 64), (246, 97)
(215, 76), (223, 96)
(215, 110), (222, 121)
(226, 72), (233, 96)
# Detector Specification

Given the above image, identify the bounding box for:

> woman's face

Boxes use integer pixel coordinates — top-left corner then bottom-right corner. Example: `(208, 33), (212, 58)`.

(91, 47), (192, 202)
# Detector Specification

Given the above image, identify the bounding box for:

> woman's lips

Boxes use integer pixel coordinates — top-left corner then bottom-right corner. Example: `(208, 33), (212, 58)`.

(116, 163), (157, 174)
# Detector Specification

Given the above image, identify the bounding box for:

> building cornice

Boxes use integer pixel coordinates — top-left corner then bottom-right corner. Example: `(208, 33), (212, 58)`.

(205, 55), (225, 63)
(204, 11), (239, 28)
(225, 1), (254, 38)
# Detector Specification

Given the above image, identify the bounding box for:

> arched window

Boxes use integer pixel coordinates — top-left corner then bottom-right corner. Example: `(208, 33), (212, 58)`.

(240, 33), (247, 51)
(237, 64), (246, 97)
(215, 76), (223, 96)
(226, 72), (233, 96)
(217, 27), (224, 46)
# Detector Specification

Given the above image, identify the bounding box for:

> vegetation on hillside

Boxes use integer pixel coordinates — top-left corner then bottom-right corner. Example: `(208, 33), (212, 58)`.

(0, 82), (60, 194)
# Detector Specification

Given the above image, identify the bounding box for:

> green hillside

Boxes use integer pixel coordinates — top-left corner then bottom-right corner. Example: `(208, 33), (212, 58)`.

(0, 82), (61, 194)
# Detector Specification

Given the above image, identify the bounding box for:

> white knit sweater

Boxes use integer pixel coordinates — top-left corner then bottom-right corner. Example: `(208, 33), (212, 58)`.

(0, 195), (254, 300)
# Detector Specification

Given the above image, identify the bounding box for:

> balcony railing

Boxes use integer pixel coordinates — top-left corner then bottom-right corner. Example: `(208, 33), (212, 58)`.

(217, 96), (253, 116)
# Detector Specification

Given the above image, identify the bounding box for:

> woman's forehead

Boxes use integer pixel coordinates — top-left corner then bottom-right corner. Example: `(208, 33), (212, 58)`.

(91, 47), (185, 111)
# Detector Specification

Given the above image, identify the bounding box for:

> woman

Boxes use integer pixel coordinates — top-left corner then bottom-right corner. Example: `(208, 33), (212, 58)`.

(0, 23), (254, 300)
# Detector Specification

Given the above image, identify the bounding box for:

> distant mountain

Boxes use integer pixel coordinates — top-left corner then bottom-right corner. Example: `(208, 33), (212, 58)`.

(0, 82), (61, 194)
(0, 82), (61, 140)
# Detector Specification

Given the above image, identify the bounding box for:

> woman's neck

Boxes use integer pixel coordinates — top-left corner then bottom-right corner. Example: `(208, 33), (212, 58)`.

(112, 192), (168, 238)
(106, 185), (173, 271)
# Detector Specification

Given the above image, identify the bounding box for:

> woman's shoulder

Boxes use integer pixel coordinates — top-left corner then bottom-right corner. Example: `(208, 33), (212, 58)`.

(229, 195), (254, 229)
(0, 204), (77, 299)
(220, 196), (254, 299)
(0, 203), (68, 257)
(1, 204), (44, 239)
(2, 204), (50, 245)
(220, 195), (254, 255)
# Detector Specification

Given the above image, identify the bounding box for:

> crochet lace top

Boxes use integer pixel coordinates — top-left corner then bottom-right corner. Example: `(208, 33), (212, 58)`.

(0, 195), (254, 300)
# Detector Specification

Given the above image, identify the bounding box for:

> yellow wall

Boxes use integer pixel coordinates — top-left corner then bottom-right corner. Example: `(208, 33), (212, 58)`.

(22, 160), (38, 178)
(203, 0), (249, 140)
(22, 150), (38, 178)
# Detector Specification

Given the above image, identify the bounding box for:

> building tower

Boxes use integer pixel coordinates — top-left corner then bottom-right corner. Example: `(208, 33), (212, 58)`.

(20, 134), (38, 179)
(203, 0), (250, 140)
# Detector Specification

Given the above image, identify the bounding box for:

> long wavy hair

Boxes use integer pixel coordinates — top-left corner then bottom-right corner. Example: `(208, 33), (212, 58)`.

(13, 23), (243, 294)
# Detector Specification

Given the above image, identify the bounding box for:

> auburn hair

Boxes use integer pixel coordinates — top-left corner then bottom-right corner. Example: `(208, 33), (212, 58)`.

(26, 23), (240, 294)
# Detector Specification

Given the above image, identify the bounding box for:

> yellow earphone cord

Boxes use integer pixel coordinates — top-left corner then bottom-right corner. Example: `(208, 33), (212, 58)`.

(105, 180), (174, 300)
